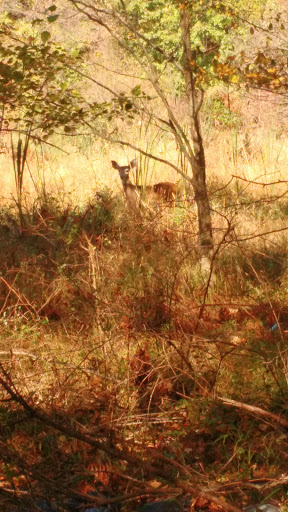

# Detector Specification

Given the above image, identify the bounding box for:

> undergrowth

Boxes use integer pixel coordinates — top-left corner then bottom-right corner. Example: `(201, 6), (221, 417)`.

(0, 191), (288, 511)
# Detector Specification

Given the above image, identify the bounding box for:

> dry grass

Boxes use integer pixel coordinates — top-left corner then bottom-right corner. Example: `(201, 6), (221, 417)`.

(1, 88), (288, 510)
(1, 89), (288, 212)
(0, 188), (288, 510)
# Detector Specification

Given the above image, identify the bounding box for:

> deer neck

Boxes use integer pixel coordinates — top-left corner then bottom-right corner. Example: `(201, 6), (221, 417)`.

(122, 175), (136, 191)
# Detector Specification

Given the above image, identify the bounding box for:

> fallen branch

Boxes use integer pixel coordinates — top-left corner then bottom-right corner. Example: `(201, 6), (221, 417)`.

(218, 396), (288, 429)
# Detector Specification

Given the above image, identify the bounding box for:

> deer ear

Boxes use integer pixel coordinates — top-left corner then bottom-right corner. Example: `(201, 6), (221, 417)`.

(111, 160), (119, 170)
(130, 159), (137, 168)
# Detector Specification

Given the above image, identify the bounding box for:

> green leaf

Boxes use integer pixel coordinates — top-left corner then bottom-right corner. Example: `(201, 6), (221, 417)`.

(47, 15), (59, 23)
(32, 18), (44, 25)
(49, 93), (59, 101)
(48, 5), (57, 11)
(60, 81), (68, 90)
(131, 84), (142, 97)
(71, 48), (80, 58)
(41, 31), (51, 44)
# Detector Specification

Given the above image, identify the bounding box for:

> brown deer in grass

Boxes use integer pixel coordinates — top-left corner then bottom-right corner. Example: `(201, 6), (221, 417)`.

(111, 159), (180, 207)
(152, 182), (180, 202)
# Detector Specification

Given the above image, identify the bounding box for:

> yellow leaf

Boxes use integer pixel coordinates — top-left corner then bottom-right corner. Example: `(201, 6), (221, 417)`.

(147, 480), (163, 489)
(230, 74), (240, 83)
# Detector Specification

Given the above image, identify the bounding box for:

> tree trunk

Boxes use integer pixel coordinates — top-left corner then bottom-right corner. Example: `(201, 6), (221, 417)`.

(180, 7), (213, 254)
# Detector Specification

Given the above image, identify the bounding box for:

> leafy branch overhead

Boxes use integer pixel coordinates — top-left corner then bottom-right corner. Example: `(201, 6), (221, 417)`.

(0, 16), (141, 138)
(214, 49), (288, 90)
(1, 0), (287, 141)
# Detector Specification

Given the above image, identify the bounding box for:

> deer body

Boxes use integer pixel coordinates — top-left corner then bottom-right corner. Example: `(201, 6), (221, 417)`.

(112, 159), (180, 207)
(153, 182), (181, 202)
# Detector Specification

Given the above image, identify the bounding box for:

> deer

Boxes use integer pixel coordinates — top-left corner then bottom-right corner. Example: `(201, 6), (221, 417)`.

(111, 159), (181, 207)
(153, 182), (180, 202)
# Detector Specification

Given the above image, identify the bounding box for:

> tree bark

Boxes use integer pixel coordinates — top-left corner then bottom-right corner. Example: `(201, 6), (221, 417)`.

(71, 0), (213, 256)
(180, 7), (213, 253)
